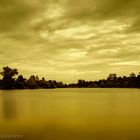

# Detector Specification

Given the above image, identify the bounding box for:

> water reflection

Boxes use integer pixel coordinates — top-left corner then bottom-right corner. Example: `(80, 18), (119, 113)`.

(0, 88), (140, 140)
(1, 91), (18, 119)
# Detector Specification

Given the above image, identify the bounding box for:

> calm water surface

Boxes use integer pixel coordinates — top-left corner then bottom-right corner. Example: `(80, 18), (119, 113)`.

(0, 88), (140, 140)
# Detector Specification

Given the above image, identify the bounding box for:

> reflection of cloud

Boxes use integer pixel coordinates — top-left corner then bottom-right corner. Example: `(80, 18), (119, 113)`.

(0, 0), (140, 82)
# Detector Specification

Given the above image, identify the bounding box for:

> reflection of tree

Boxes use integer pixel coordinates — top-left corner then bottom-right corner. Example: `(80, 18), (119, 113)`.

(2, 92), (17, 119)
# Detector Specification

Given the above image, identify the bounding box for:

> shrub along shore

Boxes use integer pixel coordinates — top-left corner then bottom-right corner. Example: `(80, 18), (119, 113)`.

(0, 66), (140, 89)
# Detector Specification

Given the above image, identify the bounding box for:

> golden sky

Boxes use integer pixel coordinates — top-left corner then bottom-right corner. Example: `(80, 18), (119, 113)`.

(0, 0), (140, 83)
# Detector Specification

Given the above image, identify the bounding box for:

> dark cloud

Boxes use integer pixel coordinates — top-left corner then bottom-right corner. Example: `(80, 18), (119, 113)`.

(0, 0), (46, 32)
(64, 0), (140, 32)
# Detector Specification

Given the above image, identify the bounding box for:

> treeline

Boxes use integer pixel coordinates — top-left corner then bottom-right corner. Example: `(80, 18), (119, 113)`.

(0, 66), (140, 89)
(68, 73), (140, 88)
(0, 66), (66, 89)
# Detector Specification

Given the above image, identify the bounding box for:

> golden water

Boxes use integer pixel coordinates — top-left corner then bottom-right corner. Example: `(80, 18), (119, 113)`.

(0, 88), (140, 140)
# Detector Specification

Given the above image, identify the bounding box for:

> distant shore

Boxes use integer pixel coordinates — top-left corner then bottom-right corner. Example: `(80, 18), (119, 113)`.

(0, 66), (140, 89)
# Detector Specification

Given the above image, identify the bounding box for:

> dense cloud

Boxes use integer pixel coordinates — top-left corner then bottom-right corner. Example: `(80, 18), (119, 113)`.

(0, 0), (140, 83)
(0, 0), (46, 32)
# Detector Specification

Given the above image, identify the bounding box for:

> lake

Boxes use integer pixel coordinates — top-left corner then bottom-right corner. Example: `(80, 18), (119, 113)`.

(0, 88), (140, 140)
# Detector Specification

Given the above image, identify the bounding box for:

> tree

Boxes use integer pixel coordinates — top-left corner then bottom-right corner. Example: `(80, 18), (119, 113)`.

(0, 66), (18, 77)
(77, 79), (85, 87)
(0, 66), (18, 89)
(130, 73), (136, 78)
(136, 72), (140, 88)
(16, 75), (26, 89)
(26, 75), (39, 89)
(107, 74), (117, 81)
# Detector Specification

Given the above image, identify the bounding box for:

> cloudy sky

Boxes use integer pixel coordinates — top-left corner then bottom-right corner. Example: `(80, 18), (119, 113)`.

(0, 0), (140, 83)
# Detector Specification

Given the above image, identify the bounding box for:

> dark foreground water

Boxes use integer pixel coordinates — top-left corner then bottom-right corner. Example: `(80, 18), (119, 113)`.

(0, 88), (140, 140)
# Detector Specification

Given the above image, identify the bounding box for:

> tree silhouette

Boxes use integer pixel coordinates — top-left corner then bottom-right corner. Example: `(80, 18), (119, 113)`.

(0, 66), (140, 89)
(0, 66), (18, 89)
(16, 75), (26, 89)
